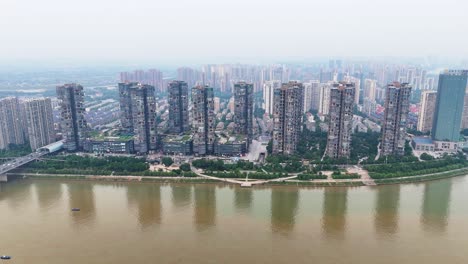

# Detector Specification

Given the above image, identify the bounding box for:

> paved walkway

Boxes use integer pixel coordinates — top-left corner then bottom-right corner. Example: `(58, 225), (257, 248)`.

(191, 168), (298, 187)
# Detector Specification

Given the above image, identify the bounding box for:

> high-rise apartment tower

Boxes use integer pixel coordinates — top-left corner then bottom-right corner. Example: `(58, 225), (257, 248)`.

(56, 84), (88, 151)
(233, 82), (254, 142)
(118, 82), (157, 153)
(168, 81), (190, 134)
(0, 97), (25, 150)
(381, 82), (412, 156)
(192, 85), (216, 155)
(272, 81), (304, 155)
(23, 98), (55, 150)
(325, 82), (355, 159)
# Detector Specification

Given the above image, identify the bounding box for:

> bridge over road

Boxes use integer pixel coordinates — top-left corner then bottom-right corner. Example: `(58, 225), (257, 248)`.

(0, 141), (63, 182)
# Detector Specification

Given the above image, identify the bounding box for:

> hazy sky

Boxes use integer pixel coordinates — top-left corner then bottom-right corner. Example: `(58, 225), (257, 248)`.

(1, 0), (468, 64)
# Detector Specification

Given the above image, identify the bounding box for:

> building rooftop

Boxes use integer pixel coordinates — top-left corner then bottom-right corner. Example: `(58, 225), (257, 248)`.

(216, 132), (246, 144)
(442, 70), (468, 76)
(388, 82), (411, 88)
(413, 137), (434, 145)
(91, 135), (134, 142)
(332, 82), (354, 89)
(163, 134), (193, 143)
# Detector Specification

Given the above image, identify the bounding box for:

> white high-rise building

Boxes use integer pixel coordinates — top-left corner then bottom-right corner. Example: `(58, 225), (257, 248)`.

(406, 68), (416, 85)
(319, 84), (331, 116)
(346, 76), (361, 105)
(364, 79), (377, 102)
(23, 98), (55, 150)
(462, 88), (468, 130)
(0, 97), (25, 150)
(417, 90), (437, 133)
(213, 97), (220, 113)
(263, 80), (281, 115)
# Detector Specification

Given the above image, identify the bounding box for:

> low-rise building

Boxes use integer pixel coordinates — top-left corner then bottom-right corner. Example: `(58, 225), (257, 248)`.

(84, 136), (134, 154)
(411, 137), (458, 153)
(162, 134), (193, 155)
(214, 133), (248, 156)
(434, 141), (458, 152)
(411, 137), (435, 152)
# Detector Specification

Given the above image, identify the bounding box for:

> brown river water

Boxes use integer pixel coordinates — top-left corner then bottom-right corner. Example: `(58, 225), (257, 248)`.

(1, 177), (468, 264)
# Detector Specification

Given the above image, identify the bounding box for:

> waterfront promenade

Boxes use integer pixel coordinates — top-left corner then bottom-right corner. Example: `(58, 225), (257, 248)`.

(8, 166), (468, 187)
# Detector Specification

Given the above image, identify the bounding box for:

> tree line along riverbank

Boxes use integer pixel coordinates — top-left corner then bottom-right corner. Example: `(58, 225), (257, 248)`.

(5, 153), (467, 186)
(12, 153), (468, 180)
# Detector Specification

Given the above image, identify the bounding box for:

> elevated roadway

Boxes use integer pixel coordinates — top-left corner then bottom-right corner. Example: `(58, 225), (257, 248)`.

(0, 141), (63, 182)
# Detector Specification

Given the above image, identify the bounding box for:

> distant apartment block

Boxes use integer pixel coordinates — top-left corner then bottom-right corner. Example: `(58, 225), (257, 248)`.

(56, 84), (88, 151)
(272, 81), (304, 155)
(303, 80), (320, 113)
(364, 79), (377, 102)
(23, 98), (55, 150)
(0, 97), (25, 150)
(233, 82), (254, 142)
(120, 69), (164, 92)
(192, 85), (216, 155)
(263, 80), (281, 115)
(319, 83), (331, 116)
(118, 82), (157, 153)
(168, 81), (190, 134)
(320, 70), (334, 83)
(381, 82), (412, 156)
(362, 98), (377, 116)
(214, 97), (220, 113)
(347, 77), (361, 105)
(177, 67), (199, 91)
(417, 90), (437, 133)
(325, 82), (355, 159)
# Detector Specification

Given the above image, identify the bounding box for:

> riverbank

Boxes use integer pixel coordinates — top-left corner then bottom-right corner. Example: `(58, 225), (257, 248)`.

(7, 174), (221, 184)
(372, 167), (468, 185)
(6, 166), (468, 187)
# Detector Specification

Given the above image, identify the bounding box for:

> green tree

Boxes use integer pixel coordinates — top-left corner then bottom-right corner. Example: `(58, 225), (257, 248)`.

(266, 139), (273, 155)
(420, 153), (434, 161)
(179, 163), (191, 171)
(162, 157), (174, 167)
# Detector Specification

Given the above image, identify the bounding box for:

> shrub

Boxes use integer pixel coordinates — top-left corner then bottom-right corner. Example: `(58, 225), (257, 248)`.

(332, 173), (360, 179)
(420, 153), (434, 161)
(297, 173), (327, 180)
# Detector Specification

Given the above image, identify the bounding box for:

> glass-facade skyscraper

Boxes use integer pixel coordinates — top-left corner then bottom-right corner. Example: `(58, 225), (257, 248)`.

(432, 70), (468, 142)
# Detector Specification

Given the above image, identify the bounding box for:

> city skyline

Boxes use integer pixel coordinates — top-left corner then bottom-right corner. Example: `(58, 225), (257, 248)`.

(1, 63), (467, 157)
